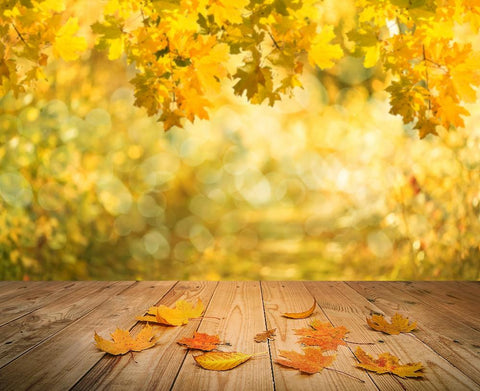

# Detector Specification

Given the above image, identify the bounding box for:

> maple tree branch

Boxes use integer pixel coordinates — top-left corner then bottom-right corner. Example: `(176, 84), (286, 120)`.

(422, 45), (432, 111)
(267, 30), (281, 50)
(325, 367), (365, 383)
(11, 23), (27, 45)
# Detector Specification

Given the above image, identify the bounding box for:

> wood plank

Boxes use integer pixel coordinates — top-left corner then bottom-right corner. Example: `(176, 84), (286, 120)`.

(71, 281), (217, 391)
(0, 281), (131, 368)
(261, 281), (376, 391)
(171, 281), (273, 391)
(403, 282), (479, 328)
(0, 281), (80, 325)
(0, 282), (34, 298)
(0, 281), (175, 391)
(347, 281), (480, 385)
(304, 281), (479, 391)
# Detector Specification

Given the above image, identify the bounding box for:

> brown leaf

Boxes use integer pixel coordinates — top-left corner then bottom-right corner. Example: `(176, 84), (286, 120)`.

(177, 332), (221, 351)
(282, 301), (316, 319)
(295, 320), (348, 350)
(275, 347), (336, 374)
(254, 328), (276, 342)
(94, 324), (158, 355)
(367, 313), (417, 335)
(355, 347), (424, 378)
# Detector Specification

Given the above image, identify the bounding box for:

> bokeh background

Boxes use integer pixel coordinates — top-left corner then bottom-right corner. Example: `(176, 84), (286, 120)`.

(1, 2), (480, 281)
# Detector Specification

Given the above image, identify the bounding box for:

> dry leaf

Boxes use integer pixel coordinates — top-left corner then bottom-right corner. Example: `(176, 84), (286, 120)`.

(295, 320), (348, 351)
(193, 351), (253, 371)
(177, 332), (221, 351)
(255, 328), (276, 343)
(275, 347), (336, 374)
(94, 324), (158, 355)
(282, 301), (316, 319)
(367, 313), (417, 335)
(355, 347), (424, 378)
(137, 299), (204, 326)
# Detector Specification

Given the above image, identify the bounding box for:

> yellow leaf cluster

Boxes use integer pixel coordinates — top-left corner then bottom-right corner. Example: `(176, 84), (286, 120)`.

(136, 299), (204, 326)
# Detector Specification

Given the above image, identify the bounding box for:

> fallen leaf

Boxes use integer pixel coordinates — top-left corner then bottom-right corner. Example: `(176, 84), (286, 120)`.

(177, 332), (221, 351)
(295, 320), (348, 350)
(282, 301), (316, 319)
(137, 299), (204, 326)
(367, 313), (417, 335)
(193, 351), (253, 371)
(255, 328), (276, 342)
(275, 347), (336, 374)
(94, 324), (158, 355)
(355, 347), (424, 378)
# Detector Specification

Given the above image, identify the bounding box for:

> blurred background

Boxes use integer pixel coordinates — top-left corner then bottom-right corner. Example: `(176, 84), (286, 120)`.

(1, 2), (480, 281)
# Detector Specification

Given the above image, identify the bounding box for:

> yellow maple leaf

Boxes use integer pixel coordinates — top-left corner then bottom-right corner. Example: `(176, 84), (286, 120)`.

(53, 17), (87, 61)
(136, 299), (204, 326)
(367, 313), (417, 335)
(308, 26), (343, 69)
(355, 347), (424, 378)
(94, 324), (158, 355)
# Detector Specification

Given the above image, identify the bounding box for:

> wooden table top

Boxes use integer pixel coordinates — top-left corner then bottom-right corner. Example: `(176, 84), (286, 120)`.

(0, 281), (478, 390)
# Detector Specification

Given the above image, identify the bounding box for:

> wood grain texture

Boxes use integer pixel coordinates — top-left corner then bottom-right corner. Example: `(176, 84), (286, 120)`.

(0, 281), (81, 326)
(72, 281), (217, 391)
(0, 281), (173, 391)
(261, 281), (374, 390)
(347, 281), (480, 386)
(0, 281), (129, 368)
(172, 281), (273, 391)
(0, 281), (479, 391)
(304, 281), (480, 391)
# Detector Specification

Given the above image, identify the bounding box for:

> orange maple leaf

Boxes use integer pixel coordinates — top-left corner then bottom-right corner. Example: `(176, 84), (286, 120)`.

(294, 320), (348, 350)
(282, 301), (316, 319)
(94, 324), (158, 355)
(367, 313), (417, 335)
(136, 299), (204, 326)
(355, 347), (424, 378)
(275, 347), (336, 374)
(177, 332), (221, 351)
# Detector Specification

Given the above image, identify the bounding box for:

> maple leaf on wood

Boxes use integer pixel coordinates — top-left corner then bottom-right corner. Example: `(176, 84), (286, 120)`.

(193, 351), (253, 371)
(294, 320), (348, 351)
(275, 347), (336, 374)
(367, 313), (417, 335)
(136, 299), (204, 326)
(355, 347), (424, 378)
(282, 301), (316, 319)
(177, 332), (221, 351)
(94, 324), (158, 355)
(254, 328), (276, 343)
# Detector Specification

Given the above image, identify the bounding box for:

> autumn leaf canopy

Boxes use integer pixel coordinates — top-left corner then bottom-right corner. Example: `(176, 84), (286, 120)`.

(2, 0), (480, 137)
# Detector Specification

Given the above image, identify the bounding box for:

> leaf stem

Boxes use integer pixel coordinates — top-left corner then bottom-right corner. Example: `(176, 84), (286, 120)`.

(343, 340), (375, 346)
(325, 367), (365, 383)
